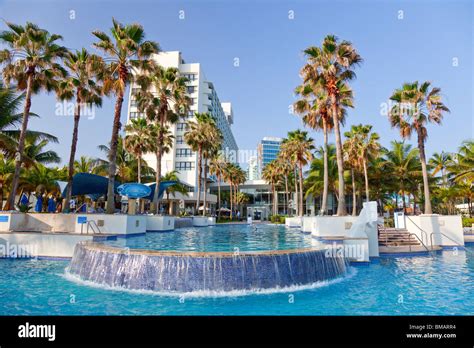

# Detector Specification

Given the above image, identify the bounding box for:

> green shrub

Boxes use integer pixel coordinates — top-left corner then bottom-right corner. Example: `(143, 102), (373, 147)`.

(462, 217), (474, 227)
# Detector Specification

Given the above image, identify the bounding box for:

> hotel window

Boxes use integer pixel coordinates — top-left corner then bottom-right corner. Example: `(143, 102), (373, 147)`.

(130, 100), (138, 107)
(177, 123), (188, 131)
(176, 149), (194, 157)
(176, 161), (195, 171)
(183, 73), (197, 81)
(187, 86), (196, 94)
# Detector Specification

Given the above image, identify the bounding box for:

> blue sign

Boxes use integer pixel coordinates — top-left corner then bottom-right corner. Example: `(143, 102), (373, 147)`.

(77, 216), (87, 224)
(0, 216), (9, 223)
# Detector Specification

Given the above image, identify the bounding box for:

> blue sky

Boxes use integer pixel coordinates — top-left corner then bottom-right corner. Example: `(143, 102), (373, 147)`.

(0, 0), (472, 166)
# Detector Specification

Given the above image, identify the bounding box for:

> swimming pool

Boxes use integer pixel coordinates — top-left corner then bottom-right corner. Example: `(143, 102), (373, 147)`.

(0, 225), (473, 315)
(103, 223), (315, 252)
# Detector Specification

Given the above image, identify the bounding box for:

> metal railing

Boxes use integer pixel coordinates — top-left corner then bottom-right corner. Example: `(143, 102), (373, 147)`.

(407, 232), (430, 253)
(429, 232), (470, 253)
(80, 220), (101, 234)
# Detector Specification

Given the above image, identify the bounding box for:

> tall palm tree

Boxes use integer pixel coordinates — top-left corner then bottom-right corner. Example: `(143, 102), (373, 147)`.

(202, 140), (222, 216)
(343, 134), (359, 216)
(389, 81), (450, 214)
(0, 22), (67, 210)
(134, 64), (189, 212)
(280, 130), (314, 217)
(185, 113), (221, 214)
(209, 154), (227, 219)
(294, 84), (333, 215)
(344, 124), (380, 202)
(301, 35), (362, 215)
(124, 118), (156, 183)
(92, 18), (159, 213)
(56, 48), (104, 212)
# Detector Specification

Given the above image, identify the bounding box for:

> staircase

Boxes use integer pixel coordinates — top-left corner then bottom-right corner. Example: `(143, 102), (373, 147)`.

(378, 227), (421, 247)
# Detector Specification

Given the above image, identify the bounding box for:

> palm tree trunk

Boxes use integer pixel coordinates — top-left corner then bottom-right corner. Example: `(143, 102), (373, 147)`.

(284, 175), (289, 215)
(217, 176), (221, 219)
(321, 121), (329, 215)
(106, 92), (124, 214)
(363, 158), (369, 202)
(5, 74), (34, 211)
(298, 163), (304, 217)
(402, 190), (406, 214)
(137, 156), (141, 184)
(202, 159), (207, 216)
(229, 181), (233, 220)
(331, 96), (346, 216)
(154, 150), (162, 214)
(351, 169), (357, 216)
(417, 130), (432, 214)
(64, 96), (81, 213)
(294, 166), (298, 216)
(195, 146), (202, 214)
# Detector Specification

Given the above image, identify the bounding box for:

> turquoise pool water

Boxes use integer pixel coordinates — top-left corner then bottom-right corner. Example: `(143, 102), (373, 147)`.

(0, 225), (473, 315)
(103, 224), (314, 252)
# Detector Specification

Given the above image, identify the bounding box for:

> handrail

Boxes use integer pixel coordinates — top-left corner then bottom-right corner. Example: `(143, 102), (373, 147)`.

(407, 233), (430, 253)
(74, 203), (87, 214)
(429, 232), (469, 253)
(405, 215), (429, 245)
(80, 219), (101, 234)
(87, 220), (101, 234)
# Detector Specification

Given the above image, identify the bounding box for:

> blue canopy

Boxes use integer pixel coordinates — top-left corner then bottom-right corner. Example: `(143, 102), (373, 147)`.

(61, 173), (178, 201)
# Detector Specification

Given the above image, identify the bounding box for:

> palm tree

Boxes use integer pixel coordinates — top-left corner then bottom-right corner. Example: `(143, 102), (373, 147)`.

(56, 48), (103, 212)
(0, 80), (57, 156)
(344, 124), (380, 202)
(305, 144), (339, 213)
(294, 84), (333, 215)
(343, 134), (360, 216)
(134, 64), (189, 213)
(301, 35), (362, 215)
(429, 151), (452, 187)
(185, 113), (221, 215)
(22, 134), (61, 168)
(275, 154), (293, 215)
(92, 18), (158, 213)
(97, 136), (138, 183)
(19, 164), (61, 198)
(0, 22), (67, 210)
(161, 170), (188, 215)
(74, 156), (97, 174)
(209, 154), (227, 219)
(389, 81), (450, 214)
(280, 130), (314, 217)
(0, 154), (14, 209)
(262, 160), (281, 216)
(202, 140), (222, 216)
(383, 141), (422, 213)
(448, 140), (473, 183)
(124, 118), (156, 183)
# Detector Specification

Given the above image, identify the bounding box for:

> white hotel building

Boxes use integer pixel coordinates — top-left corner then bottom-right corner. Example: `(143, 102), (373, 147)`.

(126, 51), (238, 212)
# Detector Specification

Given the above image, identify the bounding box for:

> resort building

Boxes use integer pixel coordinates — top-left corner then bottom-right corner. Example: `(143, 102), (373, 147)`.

(257, 137), (282, 172)
(126, 51), (239, 213)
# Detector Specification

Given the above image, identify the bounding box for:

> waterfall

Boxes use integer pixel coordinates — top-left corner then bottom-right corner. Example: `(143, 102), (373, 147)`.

(67, 242), (349, 293)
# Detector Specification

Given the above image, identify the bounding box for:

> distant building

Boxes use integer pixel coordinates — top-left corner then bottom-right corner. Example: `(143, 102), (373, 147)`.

(257, 137), (283, 171)
(247, 156), (259, 180)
